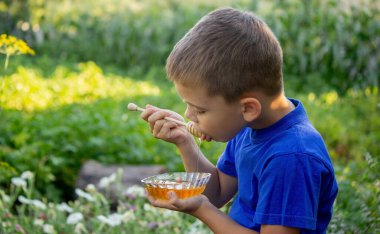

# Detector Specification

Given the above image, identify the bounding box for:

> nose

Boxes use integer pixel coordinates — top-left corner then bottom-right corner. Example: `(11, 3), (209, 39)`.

(184, 106), (197, 123)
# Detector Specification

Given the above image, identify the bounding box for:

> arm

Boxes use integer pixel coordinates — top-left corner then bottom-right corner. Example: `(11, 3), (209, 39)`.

(148, 193), (259, 234)
(140, 106), (300, 233)
(140, 105), (237, 207)
(148, 193), (299, 234)
(176, 136), (238, 208)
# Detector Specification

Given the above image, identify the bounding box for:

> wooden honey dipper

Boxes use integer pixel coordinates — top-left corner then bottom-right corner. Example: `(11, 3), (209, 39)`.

(127, 103), (203, 138)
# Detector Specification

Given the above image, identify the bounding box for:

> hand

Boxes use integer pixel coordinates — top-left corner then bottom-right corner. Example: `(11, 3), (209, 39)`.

(147, 191), (210, 216)
(140, 104), (192, 145)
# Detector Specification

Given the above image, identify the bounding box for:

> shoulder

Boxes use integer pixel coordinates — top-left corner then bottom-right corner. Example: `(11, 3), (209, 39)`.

(263, 153), (331, 174)
(275, 127), (333, 169)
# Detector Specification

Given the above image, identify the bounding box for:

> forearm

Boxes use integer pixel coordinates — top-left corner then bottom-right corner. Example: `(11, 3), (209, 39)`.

(192, 201), (259, 234)
(176, 138), (224, 205)
(177, 137), (215, 173)
(177, 138), (237, 208)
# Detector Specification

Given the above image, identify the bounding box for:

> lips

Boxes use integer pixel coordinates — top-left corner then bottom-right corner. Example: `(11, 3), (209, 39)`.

(190, 123), (212, 141)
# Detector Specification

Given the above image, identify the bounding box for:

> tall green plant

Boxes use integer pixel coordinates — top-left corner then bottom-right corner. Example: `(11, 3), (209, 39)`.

(4, 0), (378, 94)
(264, 0), (379, 94)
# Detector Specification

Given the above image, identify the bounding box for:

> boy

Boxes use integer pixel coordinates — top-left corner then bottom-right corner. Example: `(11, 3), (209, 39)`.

(140, 7), (338, 234)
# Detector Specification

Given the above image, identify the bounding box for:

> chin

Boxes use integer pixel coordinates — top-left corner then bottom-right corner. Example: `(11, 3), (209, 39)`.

(211, 136), (230, 143)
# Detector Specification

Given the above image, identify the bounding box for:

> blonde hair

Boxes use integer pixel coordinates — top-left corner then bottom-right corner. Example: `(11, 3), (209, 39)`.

(166, 7), (283, 102)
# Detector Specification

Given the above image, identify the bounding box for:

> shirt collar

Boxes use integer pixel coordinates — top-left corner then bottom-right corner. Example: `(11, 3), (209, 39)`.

(249, 98), (309, 142)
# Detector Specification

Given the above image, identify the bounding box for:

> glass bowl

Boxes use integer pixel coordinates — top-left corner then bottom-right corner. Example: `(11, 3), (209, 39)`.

(141, 172), (211, 200)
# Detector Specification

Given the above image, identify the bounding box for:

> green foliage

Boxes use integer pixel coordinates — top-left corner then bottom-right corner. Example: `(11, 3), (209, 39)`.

(298, 89), (380, 233)
(2, 0), (378, 94)
(0, 61), (187, 199)
(300, 88), (380, 162)
(0, 170), (212, 233)
(3, 0), (219, 71)
(0, 161), (17, 181)
(0, 0), (379, 232)
(1, 61), (379, 232)
(329, 160), (380, 233)
(264, 0), (380, 94)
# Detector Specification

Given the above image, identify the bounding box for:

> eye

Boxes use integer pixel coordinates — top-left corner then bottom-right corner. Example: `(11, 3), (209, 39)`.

(195, 109), (206, 115)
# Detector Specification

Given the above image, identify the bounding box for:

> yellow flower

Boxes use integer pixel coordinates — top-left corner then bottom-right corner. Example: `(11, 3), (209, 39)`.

(0, 34), (35, 56)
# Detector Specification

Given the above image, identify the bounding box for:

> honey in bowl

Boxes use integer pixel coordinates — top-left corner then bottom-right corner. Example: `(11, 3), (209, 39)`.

(141, 172), (211, 201)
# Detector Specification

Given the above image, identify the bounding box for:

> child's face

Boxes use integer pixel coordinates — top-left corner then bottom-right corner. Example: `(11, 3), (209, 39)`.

(174, 82), (247, 142)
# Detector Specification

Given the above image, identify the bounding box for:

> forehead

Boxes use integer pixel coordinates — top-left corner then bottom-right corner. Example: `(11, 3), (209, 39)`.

(174, 82), (225, 109)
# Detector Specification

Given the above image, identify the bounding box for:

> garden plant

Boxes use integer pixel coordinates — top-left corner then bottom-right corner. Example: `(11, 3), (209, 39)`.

(0, 0), (379, 233)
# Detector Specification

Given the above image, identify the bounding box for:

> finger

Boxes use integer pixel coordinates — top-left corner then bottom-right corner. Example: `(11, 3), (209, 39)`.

(140, 105), (159, 121)
(159, 121), (178, 139)
(145, 104), (157, 109)
(146, 111), (167, 131)
(148, 110), (172, 123)
(152, 119), (166, 136)
(147, 195), (178, 210)
(167, 191), (186, 209)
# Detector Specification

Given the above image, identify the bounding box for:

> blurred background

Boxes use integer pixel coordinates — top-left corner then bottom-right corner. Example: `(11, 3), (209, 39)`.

(0, 0), (379, 233)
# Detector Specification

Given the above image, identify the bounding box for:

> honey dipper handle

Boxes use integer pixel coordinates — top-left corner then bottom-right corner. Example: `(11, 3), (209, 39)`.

(128, 103), (186, 126)
(164, 117), (187, 126)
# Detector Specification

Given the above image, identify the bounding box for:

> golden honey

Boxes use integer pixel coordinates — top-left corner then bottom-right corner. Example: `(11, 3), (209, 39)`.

(145, 185), (206, 200)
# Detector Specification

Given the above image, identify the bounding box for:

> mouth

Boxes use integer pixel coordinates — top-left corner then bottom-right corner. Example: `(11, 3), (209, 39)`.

(200, 133), (212, 142)
(188, 122), (212, 141)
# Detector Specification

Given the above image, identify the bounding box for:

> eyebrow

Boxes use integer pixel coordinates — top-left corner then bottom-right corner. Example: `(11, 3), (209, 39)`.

(184, 101), (207, 110)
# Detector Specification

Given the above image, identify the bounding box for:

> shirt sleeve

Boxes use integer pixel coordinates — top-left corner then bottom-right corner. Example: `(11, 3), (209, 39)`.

(216, 139), (238, 177)
(254, 153), (326, 230)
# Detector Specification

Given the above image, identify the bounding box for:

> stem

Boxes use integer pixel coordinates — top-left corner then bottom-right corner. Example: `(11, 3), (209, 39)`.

(4, 53), (10, 71)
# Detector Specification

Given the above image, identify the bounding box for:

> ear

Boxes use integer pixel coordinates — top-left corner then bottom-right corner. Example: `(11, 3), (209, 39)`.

(240, 97), (261, 122)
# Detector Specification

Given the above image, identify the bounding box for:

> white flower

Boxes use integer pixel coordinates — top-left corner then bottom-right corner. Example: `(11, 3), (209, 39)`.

(98, 177), (110, 189)
(108, 173), (117, 182)
(67, 212), (84, 225)
(0, 191), (10, 203)
(57, 202), (73, 213)
(98, 173), (117, 189)
(74, 223), (86, 234)
(32, 199), (46, 210)
(11, 177), (27, 188)
(18, 196), (46, 210)
(124, 185), (145, 197)
(43, 224), (55, 234)
(85, 184), (97, 193)
(75, 188), (95, 202)
(122, 210), (136, 222)
(97, 213), (123, 227)
(33, 219), (44, 226)
(117, 168), (123, 176)
(143, 203), (156, 212)
(163, 210), (176, 218)
(21, 171), (34, 180)
(18, 195), (32, 205)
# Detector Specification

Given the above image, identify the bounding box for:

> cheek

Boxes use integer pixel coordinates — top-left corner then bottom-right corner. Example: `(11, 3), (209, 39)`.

(201, 117), (227, 137)
(204, 114), (245, 141)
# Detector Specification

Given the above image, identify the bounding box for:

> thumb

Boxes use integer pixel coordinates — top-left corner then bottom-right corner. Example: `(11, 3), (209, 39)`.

(168, 191), (180, 206)
(145, 104), (157, 109)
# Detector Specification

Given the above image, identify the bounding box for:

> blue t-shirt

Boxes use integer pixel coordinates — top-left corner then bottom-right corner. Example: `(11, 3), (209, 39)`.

(217, 99), (338, 233)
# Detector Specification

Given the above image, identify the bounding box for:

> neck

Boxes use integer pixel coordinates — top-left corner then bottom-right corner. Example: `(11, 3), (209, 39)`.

(249, 94), (295, 130)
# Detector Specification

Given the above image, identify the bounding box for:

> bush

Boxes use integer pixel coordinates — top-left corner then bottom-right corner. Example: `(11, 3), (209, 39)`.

(329, 160), (380, 233)
(1, 0), (378, 94)
(0, 170), (212, 233)
(1, 0), (379, 231)
(0, 61), (224, 200)
(263, 0), (380, 94)
(1, 61), (379, 233)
